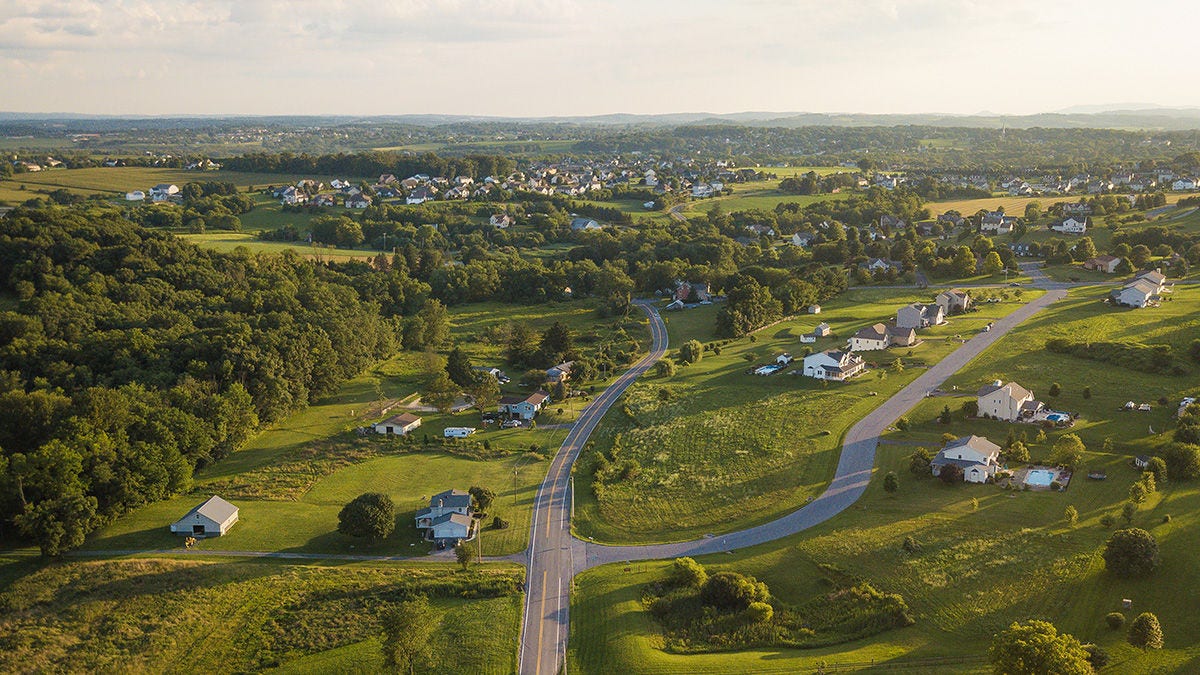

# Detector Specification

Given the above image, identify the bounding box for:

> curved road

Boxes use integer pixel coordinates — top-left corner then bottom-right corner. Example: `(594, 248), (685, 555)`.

(520, 264), (1069, 673)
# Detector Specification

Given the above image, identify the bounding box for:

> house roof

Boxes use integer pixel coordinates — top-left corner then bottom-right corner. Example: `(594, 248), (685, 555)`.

(500, 391), (549, 406)
(977, 381), (1032, 400)
(181, 495), (238, 525)
(1134, 270), (1166, 285)
(853, 323), (888, 341)
(380, 412), (421, 427)
(430, 512), (473, 529)
(944, 434), (1002, 457)
(430, 489), (472, 509)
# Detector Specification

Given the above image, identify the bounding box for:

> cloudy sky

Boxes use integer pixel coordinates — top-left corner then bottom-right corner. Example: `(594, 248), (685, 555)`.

(3, 0), (1198, 117)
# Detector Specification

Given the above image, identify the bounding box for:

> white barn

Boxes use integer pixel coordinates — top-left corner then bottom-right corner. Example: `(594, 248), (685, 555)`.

(170, 495), (239, 537)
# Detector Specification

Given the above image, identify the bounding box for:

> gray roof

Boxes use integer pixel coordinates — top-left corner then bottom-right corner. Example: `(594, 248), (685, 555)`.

(380, 412), (421, 427)
(182, 495), (238, 525)
(430, 489), (472, 509)
(944, 434), (1002, 457)
(430, 512), (473, 528)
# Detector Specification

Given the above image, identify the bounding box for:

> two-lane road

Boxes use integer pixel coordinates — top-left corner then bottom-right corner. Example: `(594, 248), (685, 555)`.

(519, 301), (668, 675)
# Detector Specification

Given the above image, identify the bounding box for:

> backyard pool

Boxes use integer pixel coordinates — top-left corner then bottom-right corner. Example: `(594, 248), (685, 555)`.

(1025, 469), (1058, 487)
(1045, 413), (1069, 423)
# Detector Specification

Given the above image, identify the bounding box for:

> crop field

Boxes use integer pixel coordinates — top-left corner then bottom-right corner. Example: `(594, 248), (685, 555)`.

(573, 288), (1042, 544)
(681, 186), (845, 215)
(0, 166), (310, 196)
(82, 299), (646, 557)
(0, 557), (522, 674)
(890, 284), (1200, 454)
(571, 441), (1200, 673)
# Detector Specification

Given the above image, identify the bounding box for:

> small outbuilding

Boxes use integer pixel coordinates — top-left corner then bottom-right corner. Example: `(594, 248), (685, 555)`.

(170, 495), (239, 537)
(374, 412), (422, 436)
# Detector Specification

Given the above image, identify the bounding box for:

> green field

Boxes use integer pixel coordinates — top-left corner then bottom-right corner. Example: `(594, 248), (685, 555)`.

(0, 166), (312, 196)
(179, 232), (380, 261)
(573, 288), (1042, 544)
(571, 441), (1200, 673)
(0, 557), (522, 674)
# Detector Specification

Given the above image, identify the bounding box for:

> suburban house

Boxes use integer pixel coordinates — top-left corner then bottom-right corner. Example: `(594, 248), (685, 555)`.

(406, 187), (433, 205)
(414, 489), (475, 544)
(489, 213), (513, 229)
(345, 193), (371, 208)
(570, 217), (601, 231)
(886, 325), (917, 347)
(864, 258), (902, 273)
(373, 412), (422, 436)
(801, 349), (866, 381)
(935, 289), (972, 315)
(1062, 202), (1092, 216)
(848, 324), (890, 351)
(879, 214), (907, 231)
(673, 280), (711, 302)
(791, 232), (814, 247)
(546, 361), (573, 384)
(1134, 269), (1172, 295)
(1051, 216), (1089, 234)
(931, 435), (1003, 483)
(980, 211), (1017, 234)
(1172, 178), (1198, 191)
(499, 391), (549, 420)
(1111, 279), (1161, 308)
(169, 495), (239, 538)
(1083, 255), (1122, 274)
(896, 303), (945, 330)
(473, 366), (510, 383)
(977, 381), (1042, 422)
(808, 304), (822, 314)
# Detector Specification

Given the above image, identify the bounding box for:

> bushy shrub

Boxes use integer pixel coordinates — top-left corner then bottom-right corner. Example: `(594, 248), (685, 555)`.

(745, 601), (774, 624)
(668, 557), (708, 589)
(700, 572), (770, 610)
(1105, 612), (1125, 629)
(1128, 612), (1164, 649)
(1103, 528), (1160, 578)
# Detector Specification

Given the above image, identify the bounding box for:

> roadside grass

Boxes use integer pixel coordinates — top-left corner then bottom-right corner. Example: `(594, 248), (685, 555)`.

(889, 284), (1200, 453)
(0, 557), (521, 674)
(571, 442), (1200, 673)
(572, 288), (1042, 544)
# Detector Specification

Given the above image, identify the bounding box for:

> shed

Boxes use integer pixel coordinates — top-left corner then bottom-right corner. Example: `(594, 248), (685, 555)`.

(374, 412), (422, 436)
(170, 496), (239, 537)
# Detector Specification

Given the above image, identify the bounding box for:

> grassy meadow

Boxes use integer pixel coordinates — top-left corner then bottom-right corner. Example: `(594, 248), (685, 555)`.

(0, 557), (522, 674)
(572, 288), (1042, 544)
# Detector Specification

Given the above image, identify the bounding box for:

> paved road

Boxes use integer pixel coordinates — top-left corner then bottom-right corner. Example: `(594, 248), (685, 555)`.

(517, 300), (668, 675)
(580, 285), (1065, 568)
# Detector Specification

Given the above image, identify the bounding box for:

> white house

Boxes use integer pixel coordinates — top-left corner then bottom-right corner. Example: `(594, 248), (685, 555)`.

(345, 194), (371, 208)
(415, 489), (475, 544)
(1172, 178), (1197, 191)
(125, 190), (145, 201)
(801, 349), (865, 381)
(791, 232), (814, 247)
(1051, 217), (1088, 234)
(150, 183), (179, 202)
(170, 495), (239, 537)
(374, 412), (422, 436)
(931, 435), (1002, 483)
(808, 304), (821, 314)
(1111, 279), (1160, 308)
(406, 187), (433, 205)
(848, 323), (890, 351)
(935, 289), (972, 315)
(977, 381), (1041, 422)
(980, 211), (1016, 234)
(896, 303), (945, 330)
(489, 213), (513, 229)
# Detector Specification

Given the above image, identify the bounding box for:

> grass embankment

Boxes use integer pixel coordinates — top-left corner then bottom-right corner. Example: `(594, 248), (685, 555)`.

(572, 288), (1041, 544)
(0, 557), (522, 674)
(84, 300), (646, 557)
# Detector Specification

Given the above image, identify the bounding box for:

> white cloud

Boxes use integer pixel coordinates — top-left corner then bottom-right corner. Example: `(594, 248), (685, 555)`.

(1, 0), (1199, 115)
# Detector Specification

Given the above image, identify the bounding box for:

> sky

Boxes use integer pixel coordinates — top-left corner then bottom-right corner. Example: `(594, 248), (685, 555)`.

(3, 0), (1199, 118)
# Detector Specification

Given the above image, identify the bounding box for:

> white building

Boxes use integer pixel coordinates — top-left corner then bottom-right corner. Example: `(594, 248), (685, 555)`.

(801, 349), (865, 381)
(169, 495), (239, 537)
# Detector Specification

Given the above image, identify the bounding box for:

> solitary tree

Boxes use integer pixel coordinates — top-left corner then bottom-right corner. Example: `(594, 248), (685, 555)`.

(1050, 434), (1086, 468)
(469, 485), (495, 514)
(422, 372), (459, 414)
(338, 492), (396, 540)
(465, 373), (500, 414)
(679, 339), (703, 365)
(909, 447), (933, 477)
(381, 596), (438, 674)
(1103, 527), (1160, 578)
(455, 542), (476, 570)
(1048, 382), (1062, 397)
(655, 359), (676, 377)
(883, 471), (899, 495)
(988, 620), (1092, 675)
(1128, 612), (1164, 650)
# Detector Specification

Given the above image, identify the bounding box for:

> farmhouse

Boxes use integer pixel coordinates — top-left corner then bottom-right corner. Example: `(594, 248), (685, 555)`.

(1051, 217), (1089, 234)
(896, 303), (945, 330)
(150, 184), (179, 202)
(414, 489), (475, 544)
(1133, 269), (1172, 294)
(808, 304), (821, 314)
(1082, 255), (1122, 274)
(374, 412), (421, 436)
(1111, 279), (1160, 308)
(801, 349), (865, 381)
(935, 289), (972, 315)
(499, 391), (549, 420)
(546, 361), (573, 384)
(977, 380), (1042, 422)
(169, 495), (239, 537)
(931, 435), (1002, 483)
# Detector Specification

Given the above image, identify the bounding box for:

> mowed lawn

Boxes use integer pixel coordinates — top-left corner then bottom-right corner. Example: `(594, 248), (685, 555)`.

(0, 167), (321, 195)
(0, 557), (522, 674)
(927, 193), (1188, 218)
(572, 288), (1042, 544)
(571, 443), (1200, 673)
(890, 284), (1200, 454)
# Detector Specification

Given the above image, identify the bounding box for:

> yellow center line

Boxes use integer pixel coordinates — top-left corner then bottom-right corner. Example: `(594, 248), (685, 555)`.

(534, 568), (548, 675)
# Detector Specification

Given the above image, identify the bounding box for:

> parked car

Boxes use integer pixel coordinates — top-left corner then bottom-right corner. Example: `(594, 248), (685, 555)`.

(501, 419), (522, 429)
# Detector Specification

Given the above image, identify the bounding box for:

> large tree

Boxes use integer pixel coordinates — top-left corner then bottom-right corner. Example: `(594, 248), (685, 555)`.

(988, 620), (1092, 675)
(381, 596), (438, 675)
(337, 492), (396, 540)
(422, 372), (459, 414)
(1127, 612), (1164, 650)
(1049, 434), (1085, 468)
(445, 346), (477, 388)
(1102, 527), (1160, 578)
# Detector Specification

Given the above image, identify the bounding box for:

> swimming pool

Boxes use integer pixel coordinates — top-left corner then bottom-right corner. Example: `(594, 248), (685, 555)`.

(1046, 413), (1069, 422)
(1025, 469), (1058, 487)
